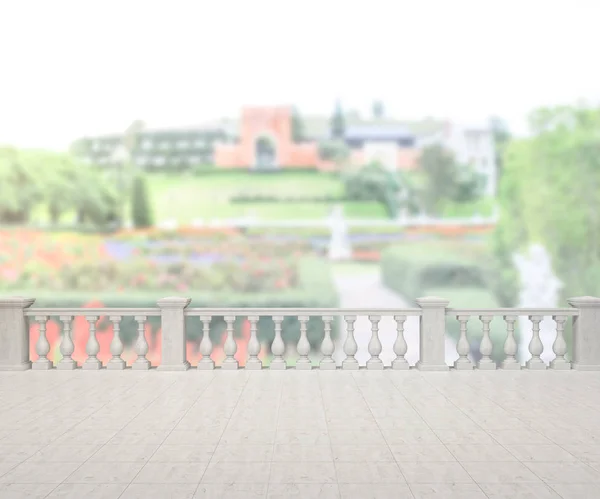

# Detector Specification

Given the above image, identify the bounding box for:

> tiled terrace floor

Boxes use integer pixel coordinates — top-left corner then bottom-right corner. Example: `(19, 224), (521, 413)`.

(1, 370), (600, 498)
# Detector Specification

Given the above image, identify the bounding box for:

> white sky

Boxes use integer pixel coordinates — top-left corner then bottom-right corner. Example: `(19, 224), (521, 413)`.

(1, 0), (599, 150)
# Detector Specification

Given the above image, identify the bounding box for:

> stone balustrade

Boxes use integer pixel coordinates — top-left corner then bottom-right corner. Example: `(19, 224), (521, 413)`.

(1, 295), (599, 371)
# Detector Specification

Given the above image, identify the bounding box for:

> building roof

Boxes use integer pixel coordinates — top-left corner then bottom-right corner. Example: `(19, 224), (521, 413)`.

(345, 124), (413, 141)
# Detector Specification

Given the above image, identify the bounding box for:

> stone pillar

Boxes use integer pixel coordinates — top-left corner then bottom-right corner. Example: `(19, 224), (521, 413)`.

(157, 297), (191, 371)
(416, 296), (449, 371)
(0, 297), (35, 371)
(567, 296), (600, 371)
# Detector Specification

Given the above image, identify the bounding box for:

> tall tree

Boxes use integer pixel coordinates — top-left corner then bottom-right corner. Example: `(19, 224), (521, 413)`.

(131, 174), (154, 228)
(330, 100), (346, 139)
(489, 116), (511, 184)
(418, 145), (484, 215)
(372, 100), (385, 119)
(291, 107), (304, 143)
(493, 104), (600, 305)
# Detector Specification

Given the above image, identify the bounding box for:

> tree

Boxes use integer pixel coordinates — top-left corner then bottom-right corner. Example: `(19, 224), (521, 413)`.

(330, 100), (345, 139)
(372, 100), (385, 119)
(343, 162), (418, 219)
(291, 107), (304, 143)
(493, 104), (600, 305)
(0, 147), (119, 227)
(418, 145), (485, 215)
(130, 174), (154, 228)
(489, 116), (511, 184)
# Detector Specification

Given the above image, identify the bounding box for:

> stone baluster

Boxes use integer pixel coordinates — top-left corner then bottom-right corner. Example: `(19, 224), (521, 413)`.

(550, 315), (570, 370)
(270, 315), (286, 370)
(296, 315), (311, 370)
(366, 315), (383, 369)
(342, 315), (359, 370)
(83, 315), (101, 370)
(501, 315), (520, 369)
(246, 315), (262, 370)
(454, 315), (473, 370)
(320, 315), (336, 370)
(198, 316), (214, 370)
(58, 315), (76, 370)
(132, 315), (150, 370)
(392, 315), (409, 370)
(33, 315), (52, 370)
(526, 315), (546, 370)
(478, 315), (496, 370)
(222, 315), (238, 370)
(107, 316), (125, 370)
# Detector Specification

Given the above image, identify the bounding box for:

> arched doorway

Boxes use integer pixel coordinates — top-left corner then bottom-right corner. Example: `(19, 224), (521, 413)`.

(254, 136), (277, 170)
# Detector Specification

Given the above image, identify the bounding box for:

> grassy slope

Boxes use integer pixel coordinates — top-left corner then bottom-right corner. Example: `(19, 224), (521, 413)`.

(146, 172), (385, 222)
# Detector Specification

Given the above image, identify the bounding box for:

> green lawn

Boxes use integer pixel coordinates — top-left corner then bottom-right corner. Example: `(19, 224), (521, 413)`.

(146, 172), (385, 223)
(27, 171), (386, 225)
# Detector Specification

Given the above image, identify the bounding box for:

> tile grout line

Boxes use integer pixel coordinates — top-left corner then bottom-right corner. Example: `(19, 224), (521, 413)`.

(118, 371), (219, 498)
(33, 370), (176, 499)
(352, 370), (416, 498)
(189, 369), (252, 498)
(265, 370), (284, 499)
(388, 371), (489, 498)
(418, 371), (564, 497)
(317, 370), (341, 497)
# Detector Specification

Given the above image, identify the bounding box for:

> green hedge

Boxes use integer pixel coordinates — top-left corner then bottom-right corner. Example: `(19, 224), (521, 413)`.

(380, 243), (489, 302)
(380, 241), (512, 364)
(14, 256), (339, 351)
(244, 226), (404, 237)
(230, 194), (348, 204)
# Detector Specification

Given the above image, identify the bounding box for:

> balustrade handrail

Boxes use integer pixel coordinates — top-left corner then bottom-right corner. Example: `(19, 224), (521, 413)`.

(446, 308), (579, 316)
(184, 307), (422, 316)
(23, 308), (162, 317)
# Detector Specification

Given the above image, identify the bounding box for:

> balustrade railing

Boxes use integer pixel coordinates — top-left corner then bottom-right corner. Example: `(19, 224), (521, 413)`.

(1, 295), (599, 371)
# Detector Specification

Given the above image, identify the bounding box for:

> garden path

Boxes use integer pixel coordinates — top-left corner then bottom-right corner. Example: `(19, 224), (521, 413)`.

(331, 267), (459, 367)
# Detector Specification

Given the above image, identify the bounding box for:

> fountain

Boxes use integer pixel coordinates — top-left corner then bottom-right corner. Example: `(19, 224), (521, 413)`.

(328, 205), (352, 261)
(513, 244), (563, 365)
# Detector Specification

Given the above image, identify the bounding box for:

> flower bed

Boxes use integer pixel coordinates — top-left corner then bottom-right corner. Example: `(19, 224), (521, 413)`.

(1, 230), (312, 294)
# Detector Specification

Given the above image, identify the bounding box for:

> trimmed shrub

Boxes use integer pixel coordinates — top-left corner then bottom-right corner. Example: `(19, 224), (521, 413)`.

(380, 244), (489, 302)
(230, 194), (348, 204)
(130, 175), (154, 228)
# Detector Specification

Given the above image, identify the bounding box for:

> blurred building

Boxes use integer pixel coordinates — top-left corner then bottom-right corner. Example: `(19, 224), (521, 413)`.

(73, 107), (497, 196)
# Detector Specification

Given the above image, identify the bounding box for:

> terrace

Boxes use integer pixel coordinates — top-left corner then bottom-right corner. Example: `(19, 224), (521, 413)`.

(1, 296), (600, 498)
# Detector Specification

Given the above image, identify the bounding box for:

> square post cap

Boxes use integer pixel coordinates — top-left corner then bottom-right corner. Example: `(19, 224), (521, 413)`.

(0, 297), (35, 309)
(416, 296), (450, 308)
(157, 297), (192, 308)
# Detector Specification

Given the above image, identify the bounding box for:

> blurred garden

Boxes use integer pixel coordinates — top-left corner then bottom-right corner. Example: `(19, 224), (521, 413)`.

(5, 104), (599, 368)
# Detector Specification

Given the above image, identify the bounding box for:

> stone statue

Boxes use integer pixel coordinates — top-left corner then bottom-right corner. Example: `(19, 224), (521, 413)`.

(328, 205), (352, 261)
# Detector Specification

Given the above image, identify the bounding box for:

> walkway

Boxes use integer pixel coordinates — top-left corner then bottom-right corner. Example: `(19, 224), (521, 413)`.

(1, 370), (599, 498)
(332, 268), (458, 367)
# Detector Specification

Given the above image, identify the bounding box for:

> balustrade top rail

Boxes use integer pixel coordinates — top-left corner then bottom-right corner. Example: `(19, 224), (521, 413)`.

(22, 306), (581, 318)
(24, 308), (162, 317)
(184, 308), (422, 317)
(22, 307), (423, 317)
(446, 308), (580, 316)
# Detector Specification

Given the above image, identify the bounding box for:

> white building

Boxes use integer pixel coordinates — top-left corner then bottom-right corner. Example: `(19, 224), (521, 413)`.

(438, 122), (497, 197)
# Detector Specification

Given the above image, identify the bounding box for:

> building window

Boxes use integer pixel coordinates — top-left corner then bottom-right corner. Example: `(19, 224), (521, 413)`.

(177, 140), (190, 149)
(141, 140), (153, 150)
